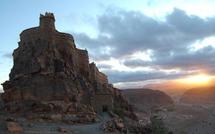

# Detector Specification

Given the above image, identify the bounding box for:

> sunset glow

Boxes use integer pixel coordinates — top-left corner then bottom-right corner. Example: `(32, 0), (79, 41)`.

(176, 74), (214, 86)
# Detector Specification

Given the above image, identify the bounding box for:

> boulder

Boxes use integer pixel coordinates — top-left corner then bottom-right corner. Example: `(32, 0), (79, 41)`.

(6, 121), (23, 133)
(101, 118), (126, 133)
(58, 127), (68, 133)
(115, 121), (125, 130)
(50, 114), (62, 121)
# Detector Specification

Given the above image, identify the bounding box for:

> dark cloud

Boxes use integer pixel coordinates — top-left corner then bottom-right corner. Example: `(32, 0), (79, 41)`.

(104, 70), (190, 83)
(73, 8), (215, 83)
(166, 9), (215, 38)
(123, 59), (152, 67)
(74, 8), (215, 59)
(154, 46), (215, 70)
(124, 46), (215, 73)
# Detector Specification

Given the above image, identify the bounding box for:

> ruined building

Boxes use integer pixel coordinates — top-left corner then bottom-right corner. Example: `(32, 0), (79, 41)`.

(1, 13), (123, 113)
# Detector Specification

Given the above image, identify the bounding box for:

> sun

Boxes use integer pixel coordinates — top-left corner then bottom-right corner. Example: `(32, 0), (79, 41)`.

(176, 74), (214, 86)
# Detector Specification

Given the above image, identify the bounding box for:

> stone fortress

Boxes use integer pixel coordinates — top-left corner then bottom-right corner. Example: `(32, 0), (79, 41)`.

(1, 13), (131, 114)
(15, 13), (108, 86)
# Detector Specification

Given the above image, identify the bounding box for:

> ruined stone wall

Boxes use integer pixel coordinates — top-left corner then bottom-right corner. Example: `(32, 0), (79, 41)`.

(56, 32), (75, 43)
(20, 29), (55, 44)
(76, 49), (90, 77)
(0, 93), (3, 109)
(20, 28), (40, 42)
(97, 72), (108, 85)
(91, 94), (113, 113)
(89, 63), (108, 85)
(12, 26), (77, 80)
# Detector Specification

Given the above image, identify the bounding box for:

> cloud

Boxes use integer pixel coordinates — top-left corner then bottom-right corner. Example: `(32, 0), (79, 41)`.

(104, 69), (191, 83)
(73, 8), (215, 84)
(154, 46), (215, 70)
(97, 63), (112, 70)
(123, 59), (152, 67)
(74, 8), (215, 59)
(166, 8), (215, 38)
(124, 46), (215, 72)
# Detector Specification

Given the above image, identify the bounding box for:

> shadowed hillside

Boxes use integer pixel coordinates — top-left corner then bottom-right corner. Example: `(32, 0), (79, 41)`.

(181, 87), (215, 104)
(122, 89), (174, 113)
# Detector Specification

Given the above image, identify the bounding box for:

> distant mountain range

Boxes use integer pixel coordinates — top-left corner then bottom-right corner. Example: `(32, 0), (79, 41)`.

(122, 88), (174, 113)
(180, 86), (215, 104)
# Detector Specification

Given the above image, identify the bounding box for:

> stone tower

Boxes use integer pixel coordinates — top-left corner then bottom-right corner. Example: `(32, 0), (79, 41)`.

(39, 12), (55, 31)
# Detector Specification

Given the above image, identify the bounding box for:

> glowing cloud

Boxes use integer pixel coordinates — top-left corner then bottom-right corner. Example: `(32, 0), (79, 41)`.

(176, 74), (215, 86)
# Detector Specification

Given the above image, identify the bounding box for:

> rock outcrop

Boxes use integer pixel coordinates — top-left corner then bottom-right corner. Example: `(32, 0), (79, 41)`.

(1, 13), (132, 117)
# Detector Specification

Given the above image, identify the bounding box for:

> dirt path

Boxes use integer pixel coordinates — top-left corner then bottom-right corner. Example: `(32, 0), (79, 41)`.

(0, 112), (111, 134)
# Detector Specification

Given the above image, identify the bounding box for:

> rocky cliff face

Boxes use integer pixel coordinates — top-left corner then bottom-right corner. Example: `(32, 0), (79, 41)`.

(1, 13), (131, 117)
(0, 93), (2, 109)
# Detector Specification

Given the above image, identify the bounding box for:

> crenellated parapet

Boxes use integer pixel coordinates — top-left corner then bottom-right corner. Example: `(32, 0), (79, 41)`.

(40, 12), (55, 30)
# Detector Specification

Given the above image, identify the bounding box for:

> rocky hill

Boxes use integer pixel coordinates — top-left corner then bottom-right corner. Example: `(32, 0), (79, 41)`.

(180, 86), (215, 104)
(0, 13), (173, 134)
(122, 88), (174, 112)
(1, 13), (134, 122)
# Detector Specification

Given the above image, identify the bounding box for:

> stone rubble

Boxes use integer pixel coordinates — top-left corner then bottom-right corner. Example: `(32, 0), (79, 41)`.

(101, 118), (127, 133)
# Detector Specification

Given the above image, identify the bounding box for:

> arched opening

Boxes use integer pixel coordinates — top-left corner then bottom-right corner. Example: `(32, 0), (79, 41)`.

(102, 105), (108, 112)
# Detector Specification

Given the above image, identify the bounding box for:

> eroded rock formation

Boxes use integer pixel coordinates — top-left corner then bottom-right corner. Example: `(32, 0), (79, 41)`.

(1, 13), (131, 116)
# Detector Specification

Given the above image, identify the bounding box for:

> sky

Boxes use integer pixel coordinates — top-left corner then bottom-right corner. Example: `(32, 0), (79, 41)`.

(1, 0), (215, 91)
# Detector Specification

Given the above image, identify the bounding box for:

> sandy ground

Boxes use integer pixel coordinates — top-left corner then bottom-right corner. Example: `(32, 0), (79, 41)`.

(160, 103), (215, 134)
